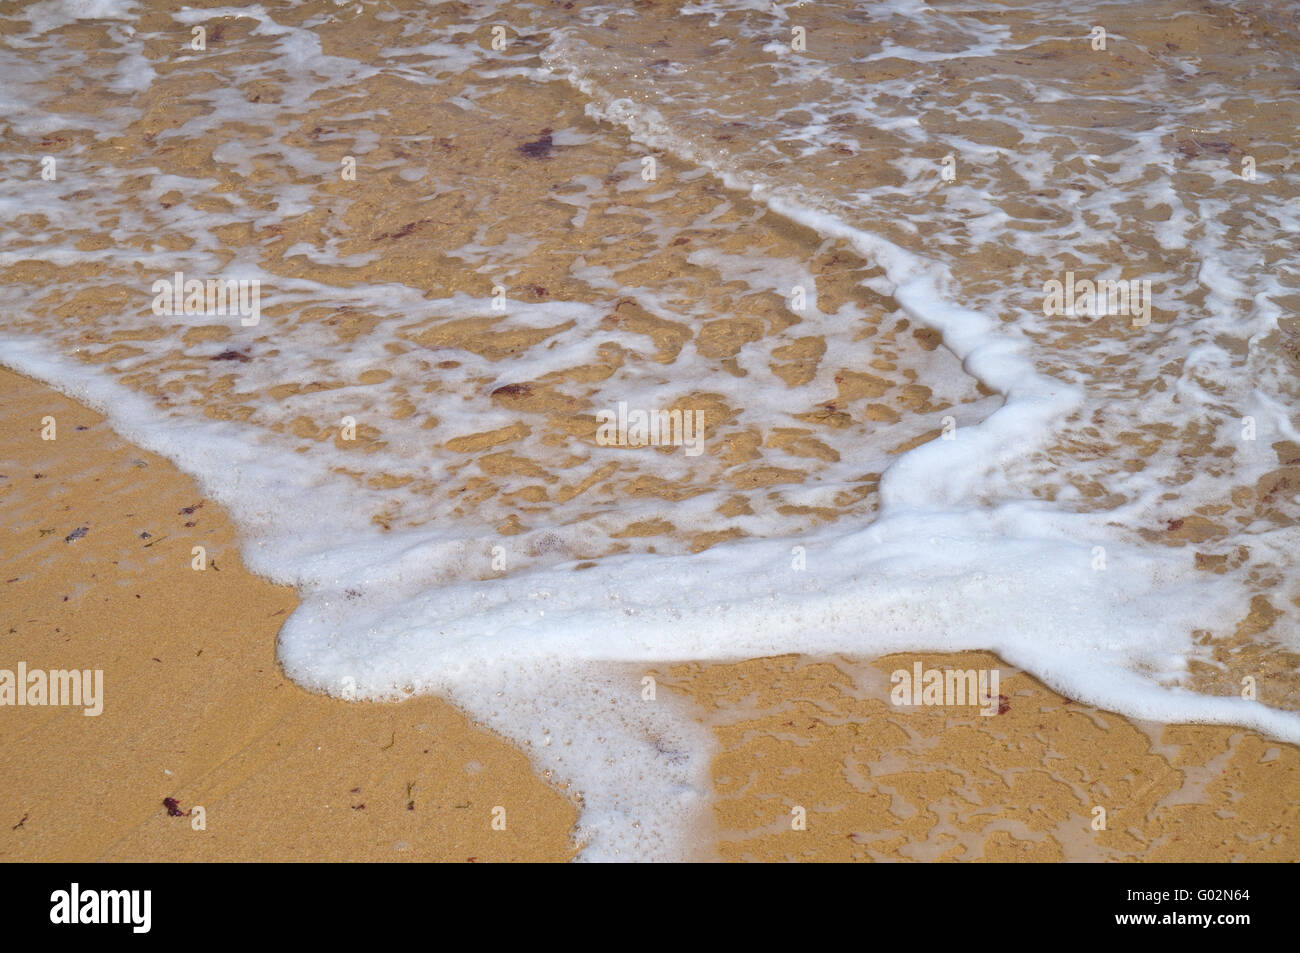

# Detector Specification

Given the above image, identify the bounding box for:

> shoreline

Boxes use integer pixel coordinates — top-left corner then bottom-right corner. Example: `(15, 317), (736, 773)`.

(2, 365), (1296, 861)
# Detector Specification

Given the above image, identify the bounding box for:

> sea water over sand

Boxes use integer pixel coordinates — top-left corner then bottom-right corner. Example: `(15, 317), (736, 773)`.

(1, 0), (1298, 858)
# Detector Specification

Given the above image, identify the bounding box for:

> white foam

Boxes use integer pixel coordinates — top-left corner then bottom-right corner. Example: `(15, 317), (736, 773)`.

(3, 0), (1298, 862)
(18, 0), (138, 35)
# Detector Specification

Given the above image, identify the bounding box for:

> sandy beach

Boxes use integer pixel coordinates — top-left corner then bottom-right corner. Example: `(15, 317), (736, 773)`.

(0, 366), (577, 861)
(2, 0), (1298, 863)
(3, 366), (1295, 861)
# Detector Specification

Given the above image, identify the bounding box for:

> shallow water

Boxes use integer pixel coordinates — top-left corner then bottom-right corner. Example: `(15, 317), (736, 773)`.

(1, 0), (1297, 858)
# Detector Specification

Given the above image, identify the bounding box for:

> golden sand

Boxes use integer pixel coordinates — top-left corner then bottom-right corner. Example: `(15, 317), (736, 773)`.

(0, 367), (576, 861)
(3, 367), (1295, 861)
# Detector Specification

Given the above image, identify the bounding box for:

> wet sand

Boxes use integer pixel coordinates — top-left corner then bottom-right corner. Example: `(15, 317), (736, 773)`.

(0, 366), (576, 861)
(3, 366), (1295, 861)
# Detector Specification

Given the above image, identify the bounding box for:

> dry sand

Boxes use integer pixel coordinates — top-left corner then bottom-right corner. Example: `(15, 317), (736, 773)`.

(2, 365), (1296, 861)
